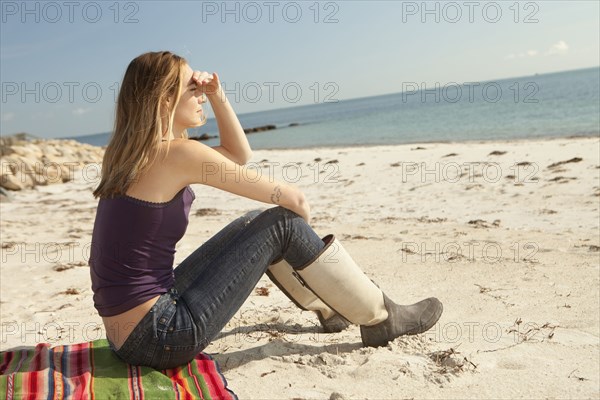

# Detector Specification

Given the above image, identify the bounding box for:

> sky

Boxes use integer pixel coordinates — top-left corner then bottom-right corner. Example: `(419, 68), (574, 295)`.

(1, 0), (598, 139)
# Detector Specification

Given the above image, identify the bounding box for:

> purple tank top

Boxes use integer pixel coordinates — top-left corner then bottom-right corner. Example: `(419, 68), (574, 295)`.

(89, 186), (195, 317)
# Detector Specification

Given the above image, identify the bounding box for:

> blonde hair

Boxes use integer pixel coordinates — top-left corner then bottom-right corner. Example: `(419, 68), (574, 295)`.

(93, 51), (189, 199)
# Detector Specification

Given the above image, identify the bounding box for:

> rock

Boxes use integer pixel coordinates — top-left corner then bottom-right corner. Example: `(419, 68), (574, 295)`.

(1, 155), (34, 190)
(0, 135), (103, 192)
(0, 145), (14, 157)
(243, 124), (277, 134)
(0, 187), (13, 202)
(10, 145), (43, 159)
(0, 132), (37, 147)
(189, 133), (218, 141)
(20, 155), (48, 185)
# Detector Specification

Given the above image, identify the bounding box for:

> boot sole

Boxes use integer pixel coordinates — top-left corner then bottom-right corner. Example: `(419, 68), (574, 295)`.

(361, 298), (444, 347)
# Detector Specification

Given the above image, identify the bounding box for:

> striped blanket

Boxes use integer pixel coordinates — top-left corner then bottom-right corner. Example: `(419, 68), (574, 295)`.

(0, 339), (237, 399)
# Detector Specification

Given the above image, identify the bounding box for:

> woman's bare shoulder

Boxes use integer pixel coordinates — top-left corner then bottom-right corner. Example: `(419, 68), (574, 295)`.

(165, 138), (209, 161)
(162, 139), (216, 183)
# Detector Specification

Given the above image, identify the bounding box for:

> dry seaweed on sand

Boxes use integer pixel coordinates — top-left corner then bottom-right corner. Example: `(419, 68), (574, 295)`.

(428, 345), (477, 374)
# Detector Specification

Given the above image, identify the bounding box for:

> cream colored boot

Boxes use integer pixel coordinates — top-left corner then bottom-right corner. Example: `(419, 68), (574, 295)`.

(294, 234), (443, 347)
(267, 258), (351, 333)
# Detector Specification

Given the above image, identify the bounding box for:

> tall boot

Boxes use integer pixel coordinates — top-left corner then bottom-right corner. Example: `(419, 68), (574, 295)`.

(293, 234), (443, 347)
(267, 258), (351, 333)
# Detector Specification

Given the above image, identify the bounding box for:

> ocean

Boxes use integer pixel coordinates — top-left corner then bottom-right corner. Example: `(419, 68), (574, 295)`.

(64, 66), (600, 149)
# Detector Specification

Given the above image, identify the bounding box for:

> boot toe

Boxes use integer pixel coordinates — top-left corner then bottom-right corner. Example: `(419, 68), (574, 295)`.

(413, 297), (443, 335)
(392, 296), (444, 336)
(360, 296), (444, 347)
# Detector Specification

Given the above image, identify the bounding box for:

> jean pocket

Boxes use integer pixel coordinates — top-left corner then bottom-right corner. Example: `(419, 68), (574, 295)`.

(158, 342), (205, 369)
(157, 300), (200, 344)
(157, 304), (204, 369)
(154, 300), (206, 368)
(152, 299), (176, 338)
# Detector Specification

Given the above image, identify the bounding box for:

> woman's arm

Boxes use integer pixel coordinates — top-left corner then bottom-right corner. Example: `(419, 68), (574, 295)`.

(195, 72), (253, 165)
(173, 140), (310, 222)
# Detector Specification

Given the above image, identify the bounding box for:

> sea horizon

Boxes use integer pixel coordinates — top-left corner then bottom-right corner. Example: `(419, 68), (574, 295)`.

(10, 65), (599, 150)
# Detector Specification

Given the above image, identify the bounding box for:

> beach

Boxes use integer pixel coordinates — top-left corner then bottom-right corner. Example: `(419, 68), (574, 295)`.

(1, 136), (599, 399)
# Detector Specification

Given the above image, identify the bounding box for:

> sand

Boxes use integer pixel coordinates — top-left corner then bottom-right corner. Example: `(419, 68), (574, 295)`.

(1, 136), (599, 399)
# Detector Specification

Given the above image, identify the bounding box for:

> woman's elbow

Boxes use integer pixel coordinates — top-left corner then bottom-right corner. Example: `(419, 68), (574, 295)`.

(294, 190), (308, 210)
(238, 150), (253, 165)
(279, 184), (306, 210)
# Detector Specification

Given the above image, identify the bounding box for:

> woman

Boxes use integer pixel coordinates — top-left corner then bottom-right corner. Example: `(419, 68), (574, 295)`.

(89, 51), (443, 370)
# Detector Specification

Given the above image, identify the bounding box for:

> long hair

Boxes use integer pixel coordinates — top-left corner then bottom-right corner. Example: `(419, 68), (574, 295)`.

(93, 51), (189, 198)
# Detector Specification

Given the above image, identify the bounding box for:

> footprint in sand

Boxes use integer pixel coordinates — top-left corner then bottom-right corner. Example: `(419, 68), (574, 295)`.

(497, 359), (527, 370)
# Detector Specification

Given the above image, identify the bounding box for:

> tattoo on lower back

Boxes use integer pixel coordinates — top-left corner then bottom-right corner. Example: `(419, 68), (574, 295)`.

(271, 185), (282, 204)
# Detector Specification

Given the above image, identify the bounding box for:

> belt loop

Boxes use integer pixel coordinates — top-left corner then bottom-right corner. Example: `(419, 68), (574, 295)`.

(152, 309), (159, 340)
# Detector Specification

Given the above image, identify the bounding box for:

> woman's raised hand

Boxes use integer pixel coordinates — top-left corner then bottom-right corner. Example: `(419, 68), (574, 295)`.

(191, 71), (222, 97)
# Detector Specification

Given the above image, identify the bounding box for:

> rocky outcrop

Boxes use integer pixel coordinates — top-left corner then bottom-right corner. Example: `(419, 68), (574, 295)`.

(189, 133), (218, 141)
(189, 124), (301, 141)
(243, 125), (277, 134)
(0, 124), (289, 196)
(0, 134), (104, 195)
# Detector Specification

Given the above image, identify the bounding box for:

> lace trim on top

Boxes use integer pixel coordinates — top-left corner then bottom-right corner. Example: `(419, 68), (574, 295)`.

(118, 186), (194, 208)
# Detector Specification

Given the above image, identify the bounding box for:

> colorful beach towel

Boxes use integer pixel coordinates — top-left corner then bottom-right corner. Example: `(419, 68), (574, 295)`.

(0, 339), (237, 400)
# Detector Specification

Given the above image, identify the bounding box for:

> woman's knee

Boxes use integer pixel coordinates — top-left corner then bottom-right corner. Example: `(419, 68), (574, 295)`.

(241, 208), (267, 224)
(244, 207), (301, 228)
(264, 206), (302, 221)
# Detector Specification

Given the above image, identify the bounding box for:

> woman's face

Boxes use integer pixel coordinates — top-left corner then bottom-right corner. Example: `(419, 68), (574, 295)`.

(172, 64), (206, 132)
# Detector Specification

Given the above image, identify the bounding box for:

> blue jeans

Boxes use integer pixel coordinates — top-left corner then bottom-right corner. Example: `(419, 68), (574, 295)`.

(108, 206), (325, 369)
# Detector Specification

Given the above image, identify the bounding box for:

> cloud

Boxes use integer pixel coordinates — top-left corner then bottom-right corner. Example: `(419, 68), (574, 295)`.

(1, 112), (15, 122)
(181, 44), (193, 57)
(72, 107), (91, 116)
(32, 111), (54, 119)
(506, 50), (539, 59)
(506, 40), (569, 60)
(545, 40), (569, 56)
